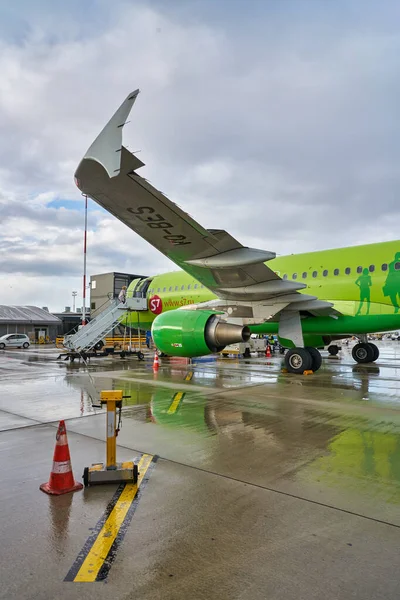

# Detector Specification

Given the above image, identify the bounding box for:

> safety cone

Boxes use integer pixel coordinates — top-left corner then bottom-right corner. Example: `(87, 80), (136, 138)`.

(40, 420), (83, 495)
(265, 345), (271, 358)
(153, 351), (160, 371)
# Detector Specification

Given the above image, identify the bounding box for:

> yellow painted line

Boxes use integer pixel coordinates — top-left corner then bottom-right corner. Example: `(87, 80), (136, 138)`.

(167, 392), (184, 414)
(73, 454), (153, 582)
(184, 371), (193, 381)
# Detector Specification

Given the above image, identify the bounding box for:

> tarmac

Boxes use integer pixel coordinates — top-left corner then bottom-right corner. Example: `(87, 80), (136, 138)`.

(1, 342), (400, 599)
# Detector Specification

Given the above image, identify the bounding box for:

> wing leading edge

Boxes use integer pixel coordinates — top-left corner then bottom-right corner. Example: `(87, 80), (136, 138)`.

(75, 91), (336, 322)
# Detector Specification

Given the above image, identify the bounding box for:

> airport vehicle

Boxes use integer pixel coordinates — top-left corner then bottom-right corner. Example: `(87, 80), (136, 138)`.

(0, 334), (30, 349)
(74, 90), (400, 373)
(388, 331), (400, 341)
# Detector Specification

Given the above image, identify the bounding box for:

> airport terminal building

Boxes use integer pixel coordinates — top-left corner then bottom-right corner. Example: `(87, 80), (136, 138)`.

(0, 306), (61, 341)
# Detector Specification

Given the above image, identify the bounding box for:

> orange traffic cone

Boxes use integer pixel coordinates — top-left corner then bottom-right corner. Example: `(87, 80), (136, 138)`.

(153, 351), (160, 371)
(265, 345), (271, 358)
(40, 420), (83, 495)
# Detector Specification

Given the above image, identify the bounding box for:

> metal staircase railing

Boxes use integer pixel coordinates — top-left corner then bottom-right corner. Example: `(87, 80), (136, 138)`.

(63, 295), (147, 353)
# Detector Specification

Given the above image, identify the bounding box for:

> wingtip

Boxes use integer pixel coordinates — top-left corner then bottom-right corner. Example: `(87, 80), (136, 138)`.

(76, 87), (141, 180)
(128, 89), (140, 101)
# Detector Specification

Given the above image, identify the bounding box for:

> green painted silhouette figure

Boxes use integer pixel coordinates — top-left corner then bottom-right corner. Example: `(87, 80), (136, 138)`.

(383, 252), (400, 313)
(355, 268), (372, 315)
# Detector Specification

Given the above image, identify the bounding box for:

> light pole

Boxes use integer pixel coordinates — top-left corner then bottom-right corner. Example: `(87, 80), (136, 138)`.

(82, 194), (88, 325)
(72, 291), (77, 313)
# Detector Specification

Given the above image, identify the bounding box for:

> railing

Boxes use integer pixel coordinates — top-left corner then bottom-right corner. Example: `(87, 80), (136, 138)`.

(56, 336), (146, 350)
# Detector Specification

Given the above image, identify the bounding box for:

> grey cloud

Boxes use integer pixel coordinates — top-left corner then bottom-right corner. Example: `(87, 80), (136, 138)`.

(1, 1), (400, 310)
(0, 257), (79, 276)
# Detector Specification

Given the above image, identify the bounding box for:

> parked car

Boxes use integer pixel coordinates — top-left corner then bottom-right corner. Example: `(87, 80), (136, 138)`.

(0, 333), (30, 349)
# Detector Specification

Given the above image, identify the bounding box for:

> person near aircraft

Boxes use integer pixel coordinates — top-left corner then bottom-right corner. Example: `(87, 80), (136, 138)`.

(118, 286), (127, 304)
(145, 330), (152, 349)
(355, 268), (372, 315)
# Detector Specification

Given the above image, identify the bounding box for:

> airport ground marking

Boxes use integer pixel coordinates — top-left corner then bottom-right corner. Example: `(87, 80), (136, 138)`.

(65, 453), (156, 583)
(167, 391), (185, 414)
(184, 371), (193, 381)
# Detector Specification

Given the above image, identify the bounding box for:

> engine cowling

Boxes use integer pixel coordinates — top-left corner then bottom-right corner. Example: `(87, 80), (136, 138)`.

(151, 310), (251, 357)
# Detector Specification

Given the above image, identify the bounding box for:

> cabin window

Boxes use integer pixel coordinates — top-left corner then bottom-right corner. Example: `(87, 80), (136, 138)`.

(157, 288), (161, 292)
(194, 284), (198, 289)
(323, 269), (328, 277)
(175, 286), (179, 291)
(369, 265), (375, 273)
(283, 274), (288, 280)
(312, 271), (318, 278)
(181, 285), (185, 290)
(302, 272), (307, 279)
(292, 273), (297, 280)
(169, 286), (172, 292)
(382, 263), (388, 271)
(345, 267), (351, 275)
(200, 285), (204, 288)
(396, 262), (400, 270)
(334, 268), (339, 276)
(188, 284), (191, 290)
(163, 287), (166, 292)
(357, 266), (362, 274)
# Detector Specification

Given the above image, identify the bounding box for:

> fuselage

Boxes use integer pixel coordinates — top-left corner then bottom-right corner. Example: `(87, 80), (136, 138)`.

(124, 240), (400, 339)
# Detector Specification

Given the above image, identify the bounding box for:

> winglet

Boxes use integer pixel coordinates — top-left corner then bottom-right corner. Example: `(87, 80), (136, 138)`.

(77, 89), (139, 180)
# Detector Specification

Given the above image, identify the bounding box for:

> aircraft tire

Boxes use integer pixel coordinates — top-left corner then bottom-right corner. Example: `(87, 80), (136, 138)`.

(305, 347), (322, 372)
(285, 348), (313, 374)
(327, 344), (339, 356)
(352, 342), (374, 364)
(368, 342), (379, 362)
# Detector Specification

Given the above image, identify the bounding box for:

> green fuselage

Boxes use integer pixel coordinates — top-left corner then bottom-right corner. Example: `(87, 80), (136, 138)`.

(124, 240), (400, 342)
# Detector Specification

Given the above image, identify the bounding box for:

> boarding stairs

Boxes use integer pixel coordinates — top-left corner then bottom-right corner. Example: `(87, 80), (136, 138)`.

(63, 295), (147, 354)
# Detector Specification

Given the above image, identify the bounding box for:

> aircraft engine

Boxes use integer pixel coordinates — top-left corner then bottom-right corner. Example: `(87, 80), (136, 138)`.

(151, 310), (251, 357)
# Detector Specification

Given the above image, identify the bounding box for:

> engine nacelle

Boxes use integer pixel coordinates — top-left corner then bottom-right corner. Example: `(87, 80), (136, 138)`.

(151, 310), (251, 357)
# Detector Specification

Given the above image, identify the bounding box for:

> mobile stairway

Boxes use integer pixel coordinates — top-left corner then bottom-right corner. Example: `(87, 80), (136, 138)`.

(61, 294), (148, 360)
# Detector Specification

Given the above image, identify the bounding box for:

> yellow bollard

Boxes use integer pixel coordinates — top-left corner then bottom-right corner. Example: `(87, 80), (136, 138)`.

(82, 390), (138, 486)
(100, 390), (123, 470)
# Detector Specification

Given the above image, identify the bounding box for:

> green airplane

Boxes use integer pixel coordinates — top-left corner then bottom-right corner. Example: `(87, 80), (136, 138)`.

(74, 90), (400, 374)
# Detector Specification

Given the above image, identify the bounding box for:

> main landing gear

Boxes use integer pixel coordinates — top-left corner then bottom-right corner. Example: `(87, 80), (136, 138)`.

(284, 346), (322, 374)
(352, 342), (379, 364)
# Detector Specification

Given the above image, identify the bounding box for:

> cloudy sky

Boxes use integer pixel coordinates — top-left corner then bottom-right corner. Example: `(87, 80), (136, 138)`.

(1, 0), (400, 311)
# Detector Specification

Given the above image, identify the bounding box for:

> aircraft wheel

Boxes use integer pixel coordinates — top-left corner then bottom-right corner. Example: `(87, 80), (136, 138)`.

(285, 348), (313, 374)
(368, 342), (379, 362)
(327, 344), (339, 356)
(305, 347), (322, 372)
(352, 342), (374, 364)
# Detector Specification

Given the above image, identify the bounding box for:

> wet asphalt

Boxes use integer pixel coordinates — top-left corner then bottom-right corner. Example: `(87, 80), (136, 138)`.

(0, 343), (400, 599)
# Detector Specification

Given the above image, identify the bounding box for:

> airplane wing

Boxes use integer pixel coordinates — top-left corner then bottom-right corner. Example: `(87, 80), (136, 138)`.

(75, 91), (336, 323)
